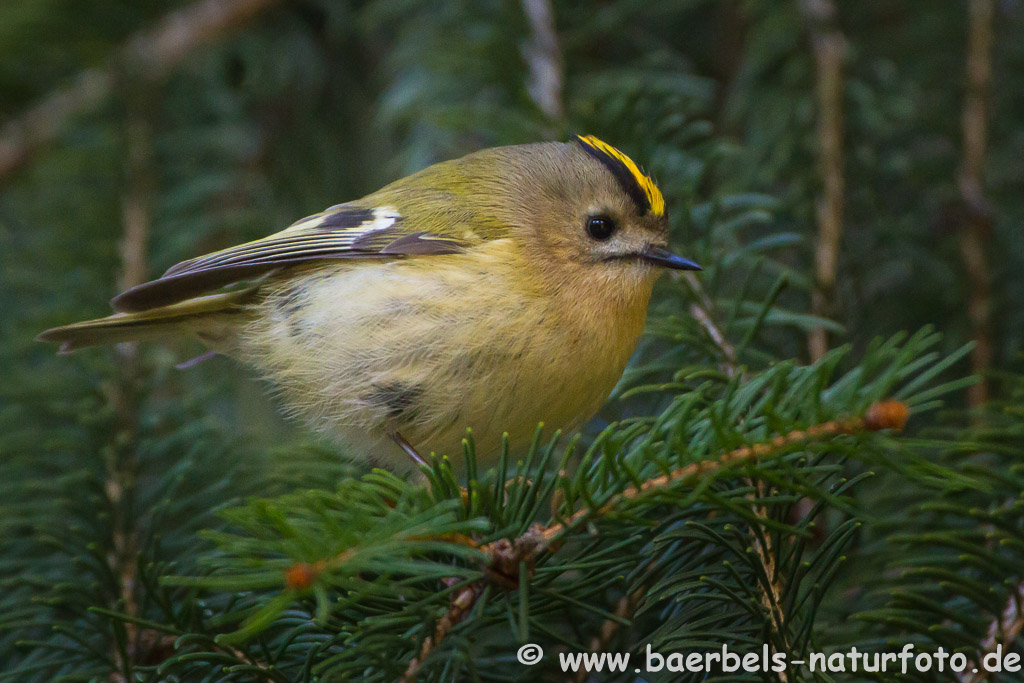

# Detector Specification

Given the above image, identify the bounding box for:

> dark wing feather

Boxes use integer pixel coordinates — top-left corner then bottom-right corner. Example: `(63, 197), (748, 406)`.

(111, 205), (467, 312)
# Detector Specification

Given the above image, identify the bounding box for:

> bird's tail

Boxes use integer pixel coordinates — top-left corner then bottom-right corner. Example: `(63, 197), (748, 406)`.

(37, 289), (253, 353)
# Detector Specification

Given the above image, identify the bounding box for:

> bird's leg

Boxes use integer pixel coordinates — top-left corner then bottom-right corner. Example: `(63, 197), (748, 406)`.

(391, 431), (427, 468)
(391, 432), (476, 507)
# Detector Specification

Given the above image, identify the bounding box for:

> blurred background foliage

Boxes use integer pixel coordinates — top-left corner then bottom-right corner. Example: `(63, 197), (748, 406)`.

(1, 0), (1023, 681)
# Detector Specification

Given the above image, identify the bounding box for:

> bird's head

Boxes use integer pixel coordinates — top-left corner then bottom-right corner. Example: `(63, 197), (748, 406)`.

(491, 136), (701, 299)
(379, 136), (700, 305)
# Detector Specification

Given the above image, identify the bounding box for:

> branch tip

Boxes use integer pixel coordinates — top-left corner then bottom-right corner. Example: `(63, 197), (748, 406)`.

(864, 400), (909, 432)
(284, 562), (319, 591)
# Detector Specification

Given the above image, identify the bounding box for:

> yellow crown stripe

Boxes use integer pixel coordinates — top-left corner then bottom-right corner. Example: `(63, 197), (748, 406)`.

(577, 135), (665, 217)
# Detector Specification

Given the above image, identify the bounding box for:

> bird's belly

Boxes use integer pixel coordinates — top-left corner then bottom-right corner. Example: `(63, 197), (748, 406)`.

(240, 246), (647, 470)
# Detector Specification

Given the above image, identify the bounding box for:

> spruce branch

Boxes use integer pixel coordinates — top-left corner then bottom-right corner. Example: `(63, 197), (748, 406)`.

(401, 400), (909, 678)
(0, 0), (281, 181)
(509, 400), (907, 555)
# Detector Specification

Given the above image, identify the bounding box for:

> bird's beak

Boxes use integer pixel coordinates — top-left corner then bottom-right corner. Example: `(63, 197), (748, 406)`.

(640, 245), (702, 271)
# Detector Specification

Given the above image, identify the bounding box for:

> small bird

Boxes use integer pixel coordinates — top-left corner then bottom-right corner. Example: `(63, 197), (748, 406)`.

(38, 135), (701, 471)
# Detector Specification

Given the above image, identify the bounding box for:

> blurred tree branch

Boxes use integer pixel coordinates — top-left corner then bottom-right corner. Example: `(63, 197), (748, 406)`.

(800, 0), (846, 362)
(959, 0), (996, 408)
(106, 82), (156, 683)
(0, 0), (281, 183)
(520, 0), (564, 122)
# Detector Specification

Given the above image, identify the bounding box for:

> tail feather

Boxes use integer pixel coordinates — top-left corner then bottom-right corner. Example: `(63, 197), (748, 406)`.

(37, 289), (253, 353)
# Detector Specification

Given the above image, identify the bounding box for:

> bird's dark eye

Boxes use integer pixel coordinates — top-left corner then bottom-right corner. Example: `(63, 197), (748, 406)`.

(586, 215), (616, 241)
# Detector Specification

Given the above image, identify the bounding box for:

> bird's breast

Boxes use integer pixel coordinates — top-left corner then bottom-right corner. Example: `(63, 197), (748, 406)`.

(241, 239), (652, 468)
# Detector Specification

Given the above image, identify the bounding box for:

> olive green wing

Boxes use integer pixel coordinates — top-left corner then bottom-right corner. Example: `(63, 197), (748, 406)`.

(111, 204), (469, 312)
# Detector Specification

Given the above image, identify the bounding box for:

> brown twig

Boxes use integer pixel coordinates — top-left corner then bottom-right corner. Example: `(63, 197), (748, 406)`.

(0, 0), (281, 182)
(747, 480), (791, 683)
(571, 580), (647, 683)
(403, 582), (486, 681)
(800, 0), (847, 362)
(958, 583), (1024, 683)
(399, 534), (540, 681)
(958, 0), (996, 408)
(384, 401), (908, 680)
(520, 0), (564, 122)
(680, 270), (740, 377)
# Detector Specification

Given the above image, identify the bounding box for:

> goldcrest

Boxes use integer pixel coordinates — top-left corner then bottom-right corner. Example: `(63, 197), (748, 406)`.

(39, 136), (701, 470)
